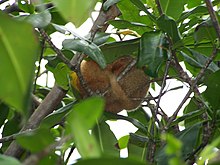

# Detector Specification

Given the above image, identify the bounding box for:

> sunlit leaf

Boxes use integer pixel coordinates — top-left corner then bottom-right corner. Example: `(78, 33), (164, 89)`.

(52, 0), (98, 27)
(67, 97), (104, 158)
(100, 38), (140, 63)
(0, 155), (21, 165)
(118, 135), (130, 149)
(93, 121), (119, 157)
(0, 12), (39, 114)
(40, 101), (75, 128)
(159, 0), (186, 20)
(53, 63), (70, 90)
(16, 128), (55, 152)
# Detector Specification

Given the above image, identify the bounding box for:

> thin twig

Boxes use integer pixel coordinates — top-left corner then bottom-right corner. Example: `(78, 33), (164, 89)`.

(0, 130), (34, 143)
(167, 47), (218, 126)
(205, 0), (220, 40)
(38, 29), (74, 70)
(0, 0), (8, 5)
(33, 39), (45, 94)
(155, 0), (163, 15)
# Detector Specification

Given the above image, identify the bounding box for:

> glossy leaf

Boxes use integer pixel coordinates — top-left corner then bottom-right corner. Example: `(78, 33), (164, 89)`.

(100, 38), (140, 63)
(75, 158), (146, 165)
(187, 0), (204, 8)
(0, 12), (39, 113)
(137, 32), (165, 77)
(16, 128), (55, 152)
(52, 0), (97, 27)
(63, 39), (106, 69)
(130, 0), (156, 22)
(181, 49), (219, 72)
(194, 21), (217, 43)
(204, 70), (220, 110)
(67, 97), (104, 158)
(0, 155), (21, 165)
(53, 63), (70, 90)
(127, 132), (147, 161)
(118, 135), (130, 149)
(103, 0), (120, 10)
(159, 0), (186, 20)
(20, 10), (51, 28)
(104, 112), (150, 136)
(93, 121), (119, 157)
(157, 15), (181, 43)
(40, 101), (75, 128)
(117, 0), (150, 26)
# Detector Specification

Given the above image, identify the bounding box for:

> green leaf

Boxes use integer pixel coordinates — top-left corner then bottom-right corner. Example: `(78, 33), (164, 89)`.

(16, 128), (55, 152)
(0, 155), (21, 165)
(177, 6), (208, 23)
(194, 21), (217, 43)
(204, 70), (220, 110)
(187, 0), (204, 8)
(155, 125), (200, 165)
(92, 32), (110, 46)
(73, 97), (105, 130)
(197, 137), (220, 165)
(182, 49), (219, 72)
(63, 39), (106, 69)
(129, 133), (149, 148)
(118, 135), (130, 149)
(67, 97), (104, 158)
(93, 121), (119, 157)
(103, 0), (120, 10)
(18, 0), (35, 14)
(104, 112), (150, 136)
(100, 38), (140, 63)
(157, 15), (181, 43)
(130, 0), (156, 22)
(117, 0), (151, 26)
(17, 10), (51, 28)
(52, 0), (97, 27)
(159, 0), (186, 20)
(128, 107), (150, 126)
(0, 12), (39, 113)
(53, 63), (70, 90)
(75, 158), (146, 165)
(40, 101), (75, 128)
(137, 32), (165, 77)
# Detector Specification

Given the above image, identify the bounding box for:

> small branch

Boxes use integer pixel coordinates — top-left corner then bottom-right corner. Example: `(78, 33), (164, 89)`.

(155, 0), (163, 15)
(167, 47), (218, 127)
(0, 0), (8, 5)
(33, 39), (45, 94)
(117, 58), (136, 81)
(155, 58), (171, 116)
(0, 130), (34, 143)
(38, 29), (74, 70)
(205, 0), (220, 40)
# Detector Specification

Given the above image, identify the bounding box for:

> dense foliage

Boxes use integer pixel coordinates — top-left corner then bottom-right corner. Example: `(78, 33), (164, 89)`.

(0, 0), (220, 164)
